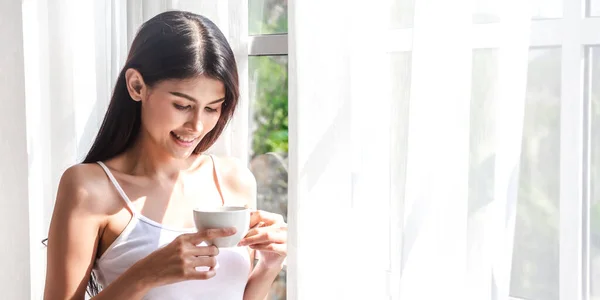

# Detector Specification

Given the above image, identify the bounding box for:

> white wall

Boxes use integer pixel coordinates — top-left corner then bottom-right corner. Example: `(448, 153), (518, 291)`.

(0, 0), (32, 299)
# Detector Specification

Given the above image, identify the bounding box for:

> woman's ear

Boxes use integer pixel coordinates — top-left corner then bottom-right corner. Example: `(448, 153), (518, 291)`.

(125, 68), (146, 102)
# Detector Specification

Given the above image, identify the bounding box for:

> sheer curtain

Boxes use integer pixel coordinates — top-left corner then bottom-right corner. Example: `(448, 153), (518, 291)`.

(17, 0), (248, 298)
(288, 0), (532, 299)
(0, 1), (30, 299)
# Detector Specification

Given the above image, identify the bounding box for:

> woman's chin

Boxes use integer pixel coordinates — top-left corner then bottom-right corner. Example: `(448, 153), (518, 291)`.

(167, 149), (194, 160)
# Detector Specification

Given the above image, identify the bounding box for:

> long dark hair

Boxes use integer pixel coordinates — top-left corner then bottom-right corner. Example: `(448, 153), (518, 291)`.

(84, 10), (239, 164)
(43, 10), (239, 297)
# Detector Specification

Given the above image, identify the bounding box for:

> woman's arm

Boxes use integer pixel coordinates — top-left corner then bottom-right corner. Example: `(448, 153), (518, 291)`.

(244, 260), (284, 300)
(44, 165), (150, 300)
(241, 214), (287, 300)
(219, 156), (287, 300)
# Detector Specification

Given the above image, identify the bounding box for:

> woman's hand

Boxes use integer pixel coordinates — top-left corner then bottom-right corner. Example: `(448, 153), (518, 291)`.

(238, 210), (287, 268)
(129, 227), (237, 288)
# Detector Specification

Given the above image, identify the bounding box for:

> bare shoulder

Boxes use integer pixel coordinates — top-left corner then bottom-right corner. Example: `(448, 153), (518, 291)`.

(44, 163), (118, 298)
(55, 163), (118, 215)
(212, 155), (257, 209)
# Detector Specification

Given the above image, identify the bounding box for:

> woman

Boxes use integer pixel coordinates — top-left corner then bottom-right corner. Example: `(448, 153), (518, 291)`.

(43, 10), (287, 300)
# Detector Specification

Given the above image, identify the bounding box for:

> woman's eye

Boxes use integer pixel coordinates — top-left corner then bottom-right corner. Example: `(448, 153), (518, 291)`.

(204, 107), (218, 113)
(174, 104), (191, 110)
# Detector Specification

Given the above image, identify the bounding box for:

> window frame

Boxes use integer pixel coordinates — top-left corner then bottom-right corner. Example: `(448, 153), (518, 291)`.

(249, 34), (288, 56)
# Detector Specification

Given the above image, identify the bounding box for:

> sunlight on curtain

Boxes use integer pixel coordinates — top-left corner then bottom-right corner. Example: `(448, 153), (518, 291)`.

(288, 0), (532, 299)
(288, 1), (394, 299)
(22, 1), (114, 297)
(401, 0), (531, 299)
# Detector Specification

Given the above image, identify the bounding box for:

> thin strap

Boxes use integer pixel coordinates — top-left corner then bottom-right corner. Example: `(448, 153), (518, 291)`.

(208, 154), (226, 206)
(96, 161), (139, 214)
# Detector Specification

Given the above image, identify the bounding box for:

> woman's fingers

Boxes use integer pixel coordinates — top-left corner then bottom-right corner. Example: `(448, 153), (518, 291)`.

(185, 227), (237, 245)
(245, 222), (287, 239)
(183, 248), (219, 280)
(186, 268), (217, 280)
(248, 242), (286, 254)
(238, 227), (287, 246)
(249, 210), (285, 228)
(188, 244), (220, 257)
(191, 255), (218, 268)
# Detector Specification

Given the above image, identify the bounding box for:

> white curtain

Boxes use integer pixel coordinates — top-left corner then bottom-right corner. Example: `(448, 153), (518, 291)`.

(0, 1), (30, 299)
(288, 0), (532, 299)
(17, 0), (248, 298)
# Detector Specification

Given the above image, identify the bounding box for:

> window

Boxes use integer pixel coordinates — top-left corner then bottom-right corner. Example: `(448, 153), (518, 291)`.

(469, 47), (563, 300)
(248, 2), (288, 299)
(506, 1), (600, 299)
(472, 0), (562, 24)
(509, 48), (561, 300)
(249, 0), (288, 35)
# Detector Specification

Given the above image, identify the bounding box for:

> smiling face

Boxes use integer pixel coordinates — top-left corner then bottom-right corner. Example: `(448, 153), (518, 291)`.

(126, 69), (226, 159)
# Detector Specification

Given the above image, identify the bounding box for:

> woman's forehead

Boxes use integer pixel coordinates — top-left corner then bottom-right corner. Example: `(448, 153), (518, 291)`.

(156, 75), (225, 101)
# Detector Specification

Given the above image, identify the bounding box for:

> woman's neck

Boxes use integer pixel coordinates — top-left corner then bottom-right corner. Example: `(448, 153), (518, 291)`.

(117, 133), (204, 180)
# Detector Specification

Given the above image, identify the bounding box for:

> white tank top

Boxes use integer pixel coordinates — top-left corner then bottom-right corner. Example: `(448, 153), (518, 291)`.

(92, 157), (251, 300)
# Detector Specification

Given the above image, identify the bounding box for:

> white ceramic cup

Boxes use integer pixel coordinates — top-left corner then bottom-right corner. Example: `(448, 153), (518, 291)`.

(193, 206), (251, 248)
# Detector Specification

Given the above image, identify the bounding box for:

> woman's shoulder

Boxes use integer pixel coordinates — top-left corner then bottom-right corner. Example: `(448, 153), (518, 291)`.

(59, 163), (108, 191)
(55, 162), (120, 215)
(209, 155), (257, 208)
